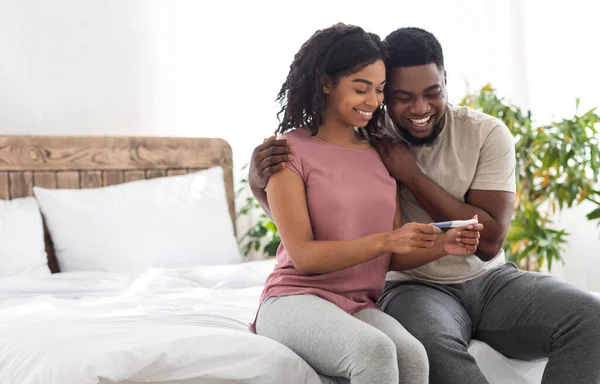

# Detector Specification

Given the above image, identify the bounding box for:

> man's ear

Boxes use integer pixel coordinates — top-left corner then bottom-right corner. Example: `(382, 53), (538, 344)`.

(443, 70), (447, 85)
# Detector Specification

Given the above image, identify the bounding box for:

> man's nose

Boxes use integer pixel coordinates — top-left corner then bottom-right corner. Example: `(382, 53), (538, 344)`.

(412, 96), (431, 115)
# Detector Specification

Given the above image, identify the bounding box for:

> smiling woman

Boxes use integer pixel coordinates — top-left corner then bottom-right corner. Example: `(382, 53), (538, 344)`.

(274, 23), (388, 140)
(320, 61), (387, 137)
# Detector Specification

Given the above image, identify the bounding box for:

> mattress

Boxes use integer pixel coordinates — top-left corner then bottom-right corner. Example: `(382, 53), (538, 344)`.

(0, 258), (577, 384)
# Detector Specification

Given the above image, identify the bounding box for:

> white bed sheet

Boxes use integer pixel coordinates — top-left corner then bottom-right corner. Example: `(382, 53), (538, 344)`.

(0, 258), (582, 384)
(0, 260), (332, 384)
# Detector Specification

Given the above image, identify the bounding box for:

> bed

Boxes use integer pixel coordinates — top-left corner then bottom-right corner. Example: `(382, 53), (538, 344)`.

(0, 135), (572, 383)
(0, 135), (330, 384)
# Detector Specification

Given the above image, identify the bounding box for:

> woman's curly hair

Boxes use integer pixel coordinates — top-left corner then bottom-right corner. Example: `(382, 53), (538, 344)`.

(275, 23), (388, 137)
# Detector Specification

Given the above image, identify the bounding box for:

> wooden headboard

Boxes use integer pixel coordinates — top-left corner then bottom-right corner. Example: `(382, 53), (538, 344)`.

(0, 135), (235, 273)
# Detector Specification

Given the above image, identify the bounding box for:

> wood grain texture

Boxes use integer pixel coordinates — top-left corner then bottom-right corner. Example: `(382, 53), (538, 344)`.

(104, 171), (124, 186)
(0, 135), (236, 273)
(56, 171), (79, 189)
(166, 169), (188, 176)
(0, 172), (8, 199)
(222, 168), (235, 225)
(33, 172), (57, 189)
(124, 170), (145, 183)
(146, 169), (166, 179)
(9, 171), (33, 198)
(0, 136), (231, 171)
(80, 171), (103, 188)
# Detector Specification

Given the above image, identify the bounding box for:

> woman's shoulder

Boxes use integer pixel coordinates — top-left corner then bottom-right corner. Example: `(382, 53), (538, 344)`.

(279, 127), (313, 144)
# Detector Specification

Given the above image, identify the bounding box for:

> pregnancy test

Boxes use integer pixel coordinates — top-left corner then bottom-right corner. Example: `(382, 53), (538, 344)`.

(433, 219), (479, 229)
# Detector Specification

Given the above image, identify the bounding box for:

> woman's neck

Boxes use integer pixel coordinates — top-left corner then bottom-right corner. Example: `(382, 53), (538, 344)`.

(316, 115), (367, 149)
(316, 125), (358, 145)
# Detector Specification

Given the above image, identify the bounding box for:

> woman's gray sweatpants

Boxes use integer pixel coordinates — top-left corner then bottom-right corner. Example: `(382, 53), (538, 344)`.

(255, 294), (428, 384)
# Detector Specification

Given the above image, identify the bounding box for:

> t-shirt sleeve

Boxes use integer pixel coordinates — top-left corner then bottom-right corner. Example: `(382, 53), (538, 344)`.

(469, 120), (516, 192)
(281, 136), (304, 180)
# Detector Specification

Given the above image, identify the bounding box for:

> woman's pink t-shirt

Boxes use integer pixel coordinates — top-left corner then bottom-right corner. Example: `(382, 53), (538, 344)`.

(254, 127), (396, 324)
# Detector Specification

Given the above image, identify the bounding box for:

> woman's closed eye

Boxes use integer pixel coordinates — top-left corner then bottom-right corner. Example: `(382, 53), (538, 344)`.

(356, 88), (384, 95)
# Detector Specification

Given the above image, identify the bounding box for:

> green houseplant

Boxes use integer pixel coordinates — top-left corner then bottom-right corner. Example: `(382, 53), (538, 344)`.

(459, 84), (600, 271)
(236, 164), (281, 258)
(237, 85), (600, 270)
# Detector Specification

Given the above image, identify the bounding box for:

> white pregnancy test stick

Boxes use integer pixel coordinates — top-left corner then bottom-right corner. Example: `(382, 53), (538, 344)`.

(433, 219), (479, 229)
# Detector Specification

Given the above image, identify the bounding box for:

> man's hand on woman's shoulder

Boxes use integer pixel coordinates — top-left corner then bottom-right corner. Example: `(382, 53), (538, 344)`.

(249, 136), (294, 191)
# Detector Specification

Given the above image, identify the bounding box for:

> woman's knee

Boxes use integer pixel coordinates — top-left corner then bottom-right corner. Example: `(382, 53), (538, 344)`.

(396, 334), (428, 365)
(351, 331), (398, 367)
(377, 333), (428, 384)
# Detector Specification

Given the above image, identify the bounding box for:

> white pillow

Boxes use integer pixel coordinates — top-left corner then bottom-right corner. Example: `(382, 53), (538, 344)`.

(33, 166), (241, 272)
(0, 197), (50, 276)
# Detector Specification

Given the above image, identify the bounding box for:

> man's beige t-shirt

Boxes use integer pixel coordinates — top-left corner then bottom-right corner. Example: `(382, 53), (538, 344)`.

(384, 105), (516, 284)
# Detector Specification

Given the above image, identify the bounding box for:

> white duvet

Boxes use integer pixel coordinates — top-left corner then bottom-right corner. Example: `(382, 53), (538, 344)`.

(0, 260), (331, 384)
(0, 259), (554, 384)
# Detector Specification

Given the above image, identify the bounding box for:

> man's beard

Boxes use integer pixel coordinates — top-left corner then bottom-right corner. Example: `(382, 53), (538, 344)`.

(393, 113), (446, 147)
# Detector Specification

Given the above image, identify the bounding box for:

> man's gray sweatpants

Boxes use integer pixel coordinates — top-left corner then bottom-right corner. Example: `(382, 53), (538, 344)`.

(255, 294), (428, 384)
(378, 262), (600, 384)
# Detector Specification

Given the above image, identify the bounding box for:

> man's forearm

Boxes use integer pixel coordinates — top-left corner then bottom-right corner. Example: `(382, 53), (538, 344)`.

(403, 170), (503, 260)
(250, 185), (273, 218)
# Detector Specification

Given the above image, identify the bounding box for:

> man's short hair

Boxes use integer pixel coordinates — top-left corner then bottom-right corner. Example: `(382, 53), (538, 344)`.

(385, 27), (444, 70)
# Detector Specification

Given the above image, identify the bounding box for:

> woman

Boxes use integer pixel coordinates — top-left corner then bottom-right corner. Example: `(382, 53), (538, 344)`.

(252, 23), (481, 384)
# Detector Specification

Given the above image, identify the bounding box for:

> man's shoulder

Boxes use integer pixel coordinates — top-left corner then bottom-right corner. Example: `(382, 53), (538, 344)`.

(450, 105), (508, 134)
(448, 106), (514, 151)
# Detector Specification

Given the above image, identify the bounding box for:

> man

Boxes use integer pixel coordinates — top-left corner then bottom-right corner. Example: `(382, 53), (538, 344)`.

(248, 27), (600, 384)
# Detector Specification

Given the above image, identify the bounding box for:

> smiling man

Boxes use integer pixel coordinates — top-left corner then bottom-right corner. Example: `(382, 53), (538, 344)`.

(247, 27), (600, 384)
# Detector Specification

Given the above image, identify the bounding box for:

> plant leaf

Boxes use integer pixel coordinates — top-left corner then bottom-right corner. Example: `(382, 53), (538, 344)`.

(587, 207), (600, 221)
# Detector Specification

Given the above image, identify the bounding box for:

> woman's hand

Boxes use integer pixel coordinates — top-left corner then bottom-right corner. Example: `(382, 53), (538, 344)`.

(442, 216), (483, 255)
(384, 222), (442, 255)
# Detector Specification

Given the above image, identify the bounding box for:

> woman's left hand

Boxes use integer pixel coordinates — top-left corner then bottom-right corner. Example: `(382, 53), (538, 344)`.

(442, 216), (483, 256)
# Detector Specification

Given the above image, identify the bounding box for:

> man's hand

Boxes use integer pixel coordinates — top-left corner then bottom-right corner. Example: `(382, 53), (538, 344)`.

(441, 215), (483, 256)
(248, 136), (293, 191)
(371, 137), (420, 185)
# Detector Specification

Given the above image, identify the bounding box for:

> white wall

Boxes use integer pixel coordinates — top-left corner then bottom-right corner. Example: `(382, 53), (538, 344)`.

(552, 202), (600, 291)
(0, 0), (159, 136)
(153, 0), (533, 168)
(0, 0), (544, 167)
(0, 0), (599, 289)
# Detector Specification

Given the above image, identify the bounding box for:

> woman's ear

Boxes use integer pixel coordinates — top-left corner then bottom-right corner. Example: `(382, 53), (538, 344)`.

(321, 75), (332, 94)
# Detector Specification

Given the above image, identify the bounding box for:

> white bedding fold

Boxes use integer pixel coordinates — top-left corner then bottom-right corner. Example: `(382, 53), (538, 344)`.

(0, 260), (331, 384)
